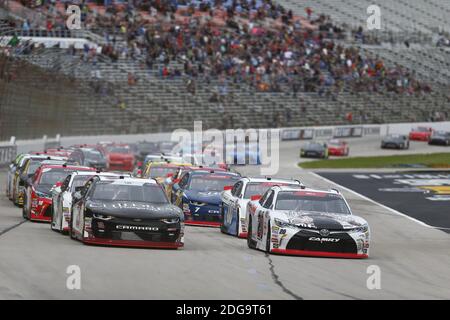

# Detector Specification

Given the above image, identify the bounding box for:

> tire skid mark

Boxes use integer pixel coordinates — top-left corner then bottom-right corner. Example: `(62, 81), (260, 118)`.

(0, 219), (27, 237)
(265, 253), (303, 300)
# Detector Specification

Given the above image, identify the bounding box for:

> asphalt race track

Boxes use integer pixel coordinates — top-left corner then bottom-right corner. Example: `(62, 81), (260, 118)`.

(317, 172), (450, 232)
(1, 137), (450, 299)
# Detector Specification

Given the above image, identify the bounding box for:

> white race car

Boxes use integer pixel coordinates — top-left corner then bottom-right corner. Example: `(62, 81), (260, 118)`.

(246, 186), (370, 258)
(50, 171), (127, 234)
(220, 177), (302, 238)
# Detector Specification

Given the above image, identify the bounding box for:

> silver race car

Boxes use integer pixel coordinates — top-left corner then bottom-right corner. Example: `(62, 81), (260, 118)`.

(220, 177), (302, 238)
(381, 134), (410, 149)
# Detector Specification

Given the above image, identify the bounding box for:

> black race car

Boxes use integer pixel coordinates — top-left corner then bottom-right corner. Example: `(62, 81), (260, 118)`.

(70, 176), (184, 248)
(300, 142), (328, 159)
(428, 131), (450, 146)
(381, 134), (410, 149)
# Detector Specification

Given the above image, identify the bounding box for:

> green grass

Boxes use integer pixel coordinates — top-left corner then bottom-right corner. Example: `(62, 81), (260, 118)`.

(299, 153), (450, 169)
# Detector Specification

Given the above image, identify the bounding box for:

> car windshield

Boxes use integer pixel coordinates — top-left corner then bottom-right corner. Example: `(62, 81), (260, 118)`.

(27, 160), (43, 175)
(434, 131), (449, 136)
(328, 140), (342, 146)
(91, 183), (168, 203)
(71, 175), (93, 191)
(39, 169), (71, 186)
(149, 166), (179, 178)
(159, 142), (176, 152)
(107, 146), (130, 154)
(188, 175), (240, 192)
(275, 191), (350, 215)
(85, 150), (103, 161)
(244, 182), (296, 199)
(415, 127), (429, 132)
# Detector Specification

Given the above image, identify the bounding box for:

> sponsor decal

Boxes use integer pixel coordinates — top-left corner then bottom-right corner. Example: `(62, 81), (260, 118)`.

(308, 237), (340, 243)
(116, 225), (159, 231)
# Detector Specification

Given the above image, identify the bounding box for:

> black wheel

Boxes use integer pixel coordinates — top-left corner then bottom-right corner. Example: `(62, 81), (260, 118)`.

(50, 205), (58, 232)
(220, 203), (227, 234)
(70, 211), (76, 240)
(22, 194), (28, 219)
(235, 209), (240, 237)
(247, 216), (256, 249)
(265, 221), (271, 253)
(22, 205), (27, 219)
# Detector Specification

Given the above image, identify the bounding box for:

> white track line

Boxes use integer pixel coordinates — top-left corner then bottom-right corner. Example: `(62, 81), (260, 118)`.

(309, 171), (450, 231)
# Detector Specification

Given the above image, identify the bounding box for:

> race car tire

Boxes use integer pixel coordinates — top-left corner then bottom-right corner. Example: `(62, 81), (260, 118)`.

(220, 213), (227, 234)
(22, 205), (27, 219)
(22, 195), (28, 219)
(265, 221), (271, 253)
(70, 211), (76, 240)
(50, 207), (59, 232)
(247, 216), (256, 249)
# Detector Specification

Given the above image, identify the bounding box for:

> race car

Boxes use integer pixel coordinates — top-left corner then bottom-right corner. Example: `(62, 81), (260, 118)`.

(220, 177), (303, 238)
(67, 147), (108, 170)
(6, 153), (26, 200)
(134, 140), (159, 163)
(165, 165), (228, 201)
(157, 141), (178, 154)
(104, 144), (135, 171)
(51, 171), (127, 234)
(12, 155), (67, 206)
(43, 147), (72, 158)
(327, 140), (349, 156)
(69, 176), (184, 249)
(428, 131), (450, 146)
(409, 127), (433, 141)
(300, 142), (329, 159)
(381, 134), (410, 149)
(246, 186), (370, 258)
(172, 170), (241, 227)
(22, 164), (94, 222)
(227, 142), (261, 165)
(142, 161), (192, 184)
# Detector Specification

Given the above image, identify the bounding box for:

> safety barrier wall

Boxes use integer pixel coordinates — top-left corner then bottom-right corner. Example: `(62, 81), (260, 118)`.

(2, 121), (449, 155)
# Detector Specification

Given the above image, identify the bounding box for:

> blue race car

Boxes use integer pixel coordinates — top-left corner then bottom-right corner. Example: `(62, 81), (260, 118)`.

(172, 170), (241, 227)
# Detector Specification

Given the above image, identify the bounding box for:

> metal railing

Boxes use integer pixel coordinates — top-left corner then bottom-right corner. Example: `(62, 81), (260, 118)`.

(0, 144), (16, 166)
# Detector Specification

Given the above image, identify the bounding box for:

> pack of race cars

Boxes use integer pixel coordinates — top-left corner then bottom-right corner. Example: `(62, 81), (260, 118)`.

(5, 141), (370, 259)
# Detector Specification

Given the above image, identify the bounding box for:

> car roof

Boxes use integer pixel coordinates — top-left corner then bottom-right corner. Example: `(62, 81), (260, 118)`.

(273, 185), (341, 196)
(71, 171), (126, 177)
(39, 164), (94, 171)
(99, 177), (158, 186)
(149, 161), (191, 167)
(190, 170), (240, 177)
(243, 177), (302, 185)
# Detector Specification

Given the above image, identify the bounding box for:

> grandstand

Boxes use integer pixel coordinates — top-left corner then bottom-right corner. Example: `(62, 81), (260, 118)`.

(0, 0), (449, 140)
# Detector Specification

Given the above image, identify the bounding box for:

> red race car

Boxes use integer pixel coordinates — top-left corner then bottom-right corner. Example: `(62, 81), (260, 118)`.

(409, 127), (433, 141)
(104, 144), (135, 171)
(22, 164), (95, 222)
(327, 139), (349, 156)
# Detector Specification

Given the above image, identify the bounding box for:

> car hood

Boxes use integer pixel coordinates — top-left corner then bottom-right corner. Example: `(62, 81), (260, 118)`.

(108, 153), (134, 160)
(280, 211), (368, 230)
(184, 190), (222, 205)
(302, 145), (325, 152)
(86, 200), (182, 219)
(35, 184), (53, 196)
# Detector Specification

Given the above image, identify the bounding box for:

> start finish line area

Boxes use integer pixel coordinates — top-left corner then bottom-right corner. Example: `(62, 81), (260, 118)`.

(317, 171), (450, 232)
